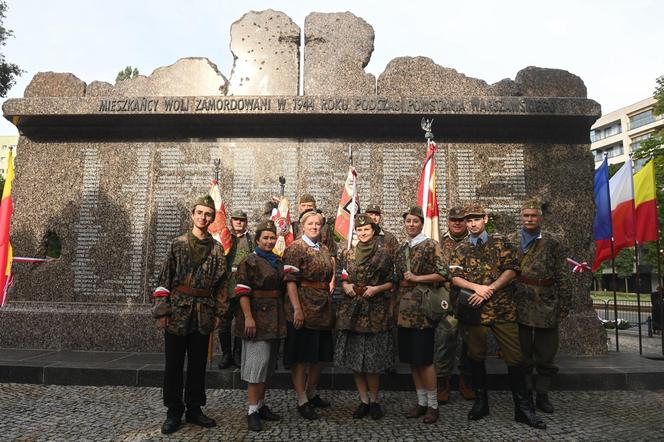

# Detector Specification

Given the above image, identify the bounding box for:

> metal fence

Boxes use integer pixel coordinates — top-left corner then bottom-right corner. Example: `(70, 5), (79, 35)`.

(593, 298), (662, 335)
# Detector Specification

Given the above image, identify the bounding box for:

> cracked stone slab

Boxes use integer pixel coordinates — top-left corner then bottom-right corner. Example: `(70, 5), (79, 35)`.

(377, 56), (491, 97)
(515, 66), (587, 97)
(24, 72), (86, 98)
(227, 9), (300, 96)
(304, 12), (375, 95)
(86, 58), (228, 97)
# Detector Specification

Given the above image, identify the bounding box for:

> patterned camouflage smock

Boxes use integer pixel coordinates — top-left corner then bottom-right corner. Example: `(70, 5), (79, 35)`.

(336, 242), (394, 333)
(449, 234), (520, 326)
(508, 230), (572, 328)
(378, 230), (400, 258)
(283, 239), (335, 330)
(233, 253), (287, 340)
(153, 233), (229, 336)
(394, 239), (448, 330)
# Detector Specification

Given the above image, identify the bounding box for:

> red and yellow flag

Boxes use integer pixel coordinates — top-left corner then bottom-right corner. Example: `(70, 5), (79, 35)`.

(633, 160), (659, 244)
(207, 180), (233, 255)
(334, 166), (359, 250)
(417, 140), (440, 241)
(0, 150), (14, 307)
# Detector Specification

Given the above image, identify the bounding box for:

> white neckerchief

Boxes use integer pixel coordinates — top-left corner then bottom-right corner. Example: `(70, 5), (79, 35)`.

(302, 235), (320, 251)
(408, 232), (428, 248)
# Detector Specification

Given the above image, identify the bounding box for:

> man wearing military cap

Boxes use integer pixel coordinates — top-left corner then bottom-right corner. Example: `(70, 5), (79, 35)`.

(152, 195), (229, 434)
(508, 199), (571, 414)
(449, 204), (545, 429)
(218, 208), (255, 369)
(365, 204), (400, 257)
(435, 207), (474, 404)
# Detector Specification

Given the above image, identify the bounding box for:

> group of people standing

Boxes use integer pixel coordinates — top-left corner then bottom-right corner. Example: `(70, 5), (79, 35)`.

(152, 193), (570, 434)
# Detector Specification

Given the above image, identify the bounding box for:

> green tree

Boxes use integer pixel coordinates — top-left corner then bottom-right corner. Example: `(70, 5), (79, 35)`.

(0, 1), (23, 97)
(115, 66), (139, 83)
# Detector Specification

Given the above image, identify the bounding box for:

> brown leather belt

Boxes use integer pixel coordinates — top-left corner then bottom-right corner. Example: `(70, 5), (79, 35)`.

(519, 276), (554, 287)
(300, 280), (329, 289)
(175, 285), (211, 297)
(253, 290), (281, 299)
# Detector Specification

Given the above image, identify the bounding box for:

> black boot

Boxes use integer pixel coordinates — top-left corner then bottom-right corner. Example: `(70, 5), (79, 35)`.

(535, 375), (554, 413)
(508, 365), (546, 430)
(467, 359), (489, 421)
(161, 409), (182, 435)
(185, 406), (217, 428)
(233, 337), (243, 367)
(218, 328), (233, 369)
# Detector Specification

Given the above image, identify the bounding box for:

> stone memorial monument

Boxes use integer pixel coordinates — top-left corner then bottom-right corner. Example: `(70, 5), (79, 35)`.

(1, 10), (605, 354)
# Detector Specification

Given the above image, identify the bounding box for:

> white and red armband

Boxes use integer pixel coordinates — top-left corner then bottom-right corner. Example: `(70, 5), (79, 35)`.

(283, 265), (300, 274)
(151, 287), (170, 299)
(235, 284), (252, 296)
(341, 269), (349, 281)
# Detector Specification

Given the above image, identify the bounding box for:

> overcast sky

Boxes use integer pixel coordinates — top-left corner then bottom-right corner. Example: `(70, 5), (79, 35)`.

(1, 0), (662, 134)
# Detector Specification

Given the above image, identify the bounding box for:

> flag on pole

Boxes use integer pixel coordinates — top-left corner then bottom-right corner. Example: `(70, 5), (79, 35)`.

(633, 159), (659, 244)
(417, 139), (440, 241)
(207, 180), (232, 255)
(271, 197), (294, 256)
(592, 158), (612, 271)
(0, 150), (15, 307)
(334, 166), (359, 250)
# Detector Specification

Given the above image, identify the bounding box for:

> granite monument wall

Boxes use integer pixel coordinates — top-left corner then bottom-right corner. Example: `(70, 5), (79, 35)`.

(1, 10), (605, 354)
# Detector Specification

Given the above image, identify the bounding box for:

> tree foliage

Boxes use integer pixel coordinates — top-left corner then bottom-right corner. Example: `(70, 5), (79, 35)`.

(0, 1), (23, 97)
(115, 66), (139, 83)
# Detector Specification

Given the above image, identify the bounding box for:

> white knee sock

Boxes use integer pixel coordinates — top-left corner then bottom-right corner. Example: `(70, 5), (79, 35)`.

(248, 404), (259, 415)
(426, 390), (438, 409)
(416, 389), (427, 406)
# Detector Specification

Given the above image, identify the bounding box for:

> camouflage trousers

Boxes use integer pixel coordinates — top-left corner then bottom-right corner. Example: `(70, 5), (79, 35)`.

(462, 322), (522, 367)
(518, 324), (559, 393)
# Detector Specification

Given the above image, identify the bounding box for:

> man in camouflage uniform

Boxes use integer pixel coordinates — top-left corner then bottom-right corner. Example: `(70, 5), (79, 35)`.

(365, 204), (400, 257)
(450, 204), (545, 430)
(218, 209), (254, 369)
(152, 195), (229, 434)
(435, 207), (474, 403)
(509, 200), (570, 414)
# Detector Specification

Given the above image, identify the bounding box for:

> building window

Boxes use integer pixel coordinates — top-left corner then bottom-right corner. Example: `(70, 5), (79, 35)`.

(590, 121), (622, 142)
(631, 133), (654, 152)
(630, 109), (655, 130)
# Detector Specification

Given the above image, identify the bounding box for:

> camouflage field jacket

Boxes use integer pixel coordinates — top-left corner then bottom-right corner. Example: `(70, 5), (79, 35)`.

(153, 233), (229, 336)
(283, 239), (335, 330)
(395, 239), (448, 329)
(378, 230), (400, 258)
(508, 230), (572, 328)
(450, 234), (520, 326)
(336, 243), (394, 333)
(233, 253), (287, 340)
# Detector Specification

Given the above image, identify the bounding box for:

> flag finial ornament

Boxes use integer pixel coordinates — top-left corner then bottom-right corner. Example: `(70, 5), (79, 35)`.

(421, 117), (434, 140)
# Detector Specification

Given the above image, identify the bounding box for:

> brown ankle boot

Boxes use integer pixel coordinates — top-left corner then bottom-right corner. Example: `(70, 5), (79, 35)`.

(423, 406), (439, 424)
(459, 375), (476, 400)
(437, 377), (451, 404)
(405, 404), (427, 418)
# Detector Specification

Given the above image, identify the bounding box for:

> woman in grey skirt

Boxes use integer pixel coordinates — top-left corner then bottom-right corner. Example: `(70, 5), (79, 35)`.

(335, 213), (395, 420)
(234, 220), (286, 432)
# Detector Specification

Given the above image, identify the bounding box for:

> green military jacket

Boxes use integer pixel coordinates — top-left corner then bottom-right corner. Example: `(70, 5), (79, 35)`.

(394, 238), (448, 329)
(283, 239), (335, 330)
(336, 241), (394, 333)
(508, 230), (571, 328)
(153, 233), (229, 336)
(450, 234), (520, 325)
(233, 253), (287, 340)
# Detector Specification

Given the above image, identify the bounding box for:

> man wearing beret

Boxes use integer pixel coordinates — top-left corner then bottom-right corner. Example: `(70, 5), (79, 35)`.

(365, 204), (400, 257)
(435, 207), (475, 403)
(508, 200), (571, 414)
(218, 209), (254, 369)
(449, 204), (545, 429)
(152, 195), (229, 434)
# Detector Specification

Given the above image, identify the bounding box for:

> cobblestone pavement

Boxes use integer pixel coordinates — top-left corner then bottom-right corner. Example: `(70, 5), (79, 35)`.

(1, 384), (663, 441)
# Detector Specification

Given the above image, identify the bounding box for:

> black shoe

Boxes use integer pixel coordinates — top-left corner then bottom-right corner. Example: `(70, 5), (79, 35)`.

(352, 402), (370, 419)
(468, 390), (489, 420)
(309, 395), (331, 408)
(258, 404), (281, 421)
(247, 412), (262, 432)
(161, 415), (181, 435)
(369, 402), (385, 420)
(185, 407), (217, 428)
(218, 352), (233, 369)
(536, 393), (554, 414)
(297, 402), (319, 420)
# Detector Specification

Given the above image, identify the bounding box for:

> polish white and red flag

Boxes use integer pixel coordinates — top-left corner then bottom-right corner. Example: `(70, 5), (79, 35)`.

(417, 139), (440, 241)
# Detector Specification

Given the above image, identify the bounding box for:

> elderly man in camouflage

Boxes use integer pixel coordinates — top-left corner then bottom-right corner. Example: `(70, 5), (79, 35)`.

(450, 204), (545, 430)
(435, 207), (474, 403)
(152, 195), (229, 435)
(508, 200), (570, 415)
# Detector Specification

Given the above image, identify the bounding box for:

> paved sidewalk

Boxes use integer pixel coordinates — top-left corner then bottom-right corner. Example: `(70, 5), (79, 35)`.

(1, 384), (663, 441)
